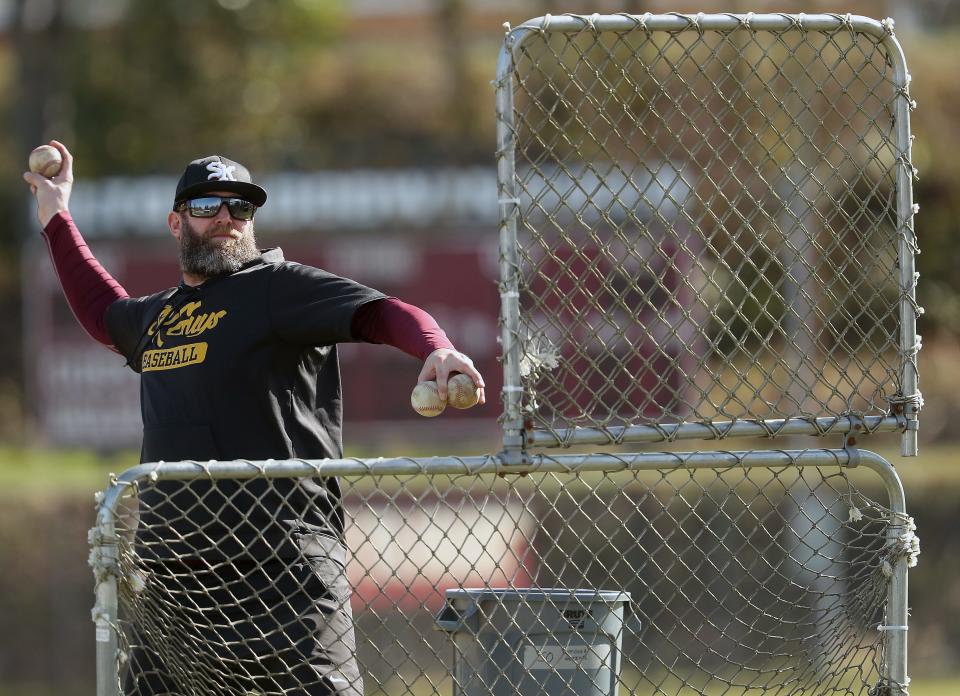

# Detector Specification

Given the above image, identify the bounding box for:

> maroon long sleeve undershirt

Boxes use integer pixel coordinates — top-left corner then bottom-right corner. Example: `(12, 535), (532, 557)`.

(43, 211), (453, 359)
(350, 297), (455, 360)
(42, 212), (128, 346)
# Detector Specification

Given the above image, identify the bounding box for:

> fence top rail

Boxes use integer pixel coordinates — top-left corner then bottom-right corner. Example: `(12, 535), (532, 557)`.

(92, 448), (907, 528)
(496, 12), (910, 103)
(92, 449), (906, 526)
(506, 12), (895, 40)
(495, 11), (912, 118)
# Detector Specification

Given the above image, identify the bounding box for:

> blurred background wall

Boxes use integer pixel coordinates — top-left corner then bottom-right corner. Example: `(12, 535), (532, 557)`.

(1, 0), (958, 694)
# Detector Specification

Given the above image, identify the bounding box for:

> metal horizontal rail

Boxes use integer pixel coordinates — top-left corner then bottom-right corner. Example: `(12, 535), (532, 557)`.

(95, 447), (891, 527)
(529, 416), (902, 448)
(510, 13), (893, 39)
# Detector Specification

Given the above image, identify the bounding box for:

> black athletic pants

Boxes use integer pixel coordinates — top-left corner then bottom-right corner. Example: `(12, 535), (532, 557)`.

(122, 552), (362, 696)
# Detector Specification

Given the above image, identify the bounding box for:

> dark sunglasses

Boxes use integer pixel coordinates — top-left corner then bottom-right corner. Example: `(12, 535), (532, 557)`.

(174, 196), (258, 221)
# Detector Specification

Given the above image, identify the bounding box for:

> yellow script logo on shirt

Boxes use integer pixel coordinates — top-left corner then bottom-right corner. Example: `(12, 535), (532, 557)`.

(142, 342), (208, 372)
(148, 301), (227, 348)
(141, 300), (226, 371)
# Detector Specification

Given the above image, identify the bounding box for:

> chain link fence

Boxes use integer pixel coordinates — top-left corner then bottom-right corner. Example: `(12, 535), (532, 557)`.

(92, 452), (915, 695)
(90, 13), (919, 696)
(494, 13), (920, 453)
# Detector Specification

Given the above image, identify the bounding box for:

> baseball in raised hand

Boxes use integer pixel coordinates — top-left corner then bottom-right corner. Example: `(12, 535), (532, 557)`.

(29, 145), (63, 177)
(23, 140), (74, 227)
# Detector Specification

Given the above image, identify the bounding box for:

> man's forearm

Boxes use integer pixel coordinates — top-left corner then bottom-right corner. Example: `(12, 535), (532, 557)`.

(351, 297), (455, 360)
(42, 212), (129, 346)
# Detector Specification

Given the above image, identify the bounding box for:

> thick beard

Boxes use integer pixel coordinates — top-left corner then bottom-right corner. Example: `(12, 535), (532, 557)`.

(178, 215), (259, 278)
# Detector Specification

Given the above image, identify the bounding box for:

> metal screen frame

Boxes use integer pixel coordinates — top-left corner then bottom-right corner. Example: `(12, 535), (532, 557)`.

(494, 13), (920, 458)
(91, 449), (911, 696)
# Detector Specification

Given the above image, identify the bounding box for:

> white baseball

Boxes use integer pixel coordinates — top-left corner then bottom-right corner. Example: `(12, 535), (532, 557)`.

(29, 145), (62, 178)
(447, 373), (480, 409)
(411, 380), (446, 417)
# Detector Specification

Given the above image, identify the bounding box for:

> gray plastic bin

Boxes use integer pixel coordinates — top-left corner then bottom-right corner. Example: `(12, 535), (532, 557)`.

(435, 588), (635, 696)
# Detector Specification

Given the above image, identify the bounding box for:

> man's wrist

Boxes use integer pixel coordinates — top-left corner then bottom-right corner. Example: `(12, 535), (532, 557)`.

(41, 208), (70, 232)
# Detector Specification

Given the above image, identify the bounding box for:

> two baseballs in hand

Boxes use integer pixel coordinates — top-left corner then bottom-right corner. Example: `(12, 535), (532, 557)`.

(411, 373), (481, 417)
(29, 145), (63, 178)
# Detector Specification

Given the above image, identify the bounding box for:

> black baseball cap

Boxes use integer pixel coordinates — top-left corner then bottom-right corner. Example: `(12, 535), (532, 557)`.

(173, 155), (267, 207)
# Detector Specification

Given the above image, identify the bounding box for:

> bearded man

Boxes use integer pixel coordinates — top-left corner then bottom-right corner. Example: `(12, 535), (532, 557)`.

(24, 142), (485, 695)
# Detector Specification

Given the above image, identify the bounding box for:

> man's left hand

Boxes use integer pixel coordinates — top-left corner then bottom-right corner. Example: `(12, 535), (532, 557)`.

(418, 349), (486, 407)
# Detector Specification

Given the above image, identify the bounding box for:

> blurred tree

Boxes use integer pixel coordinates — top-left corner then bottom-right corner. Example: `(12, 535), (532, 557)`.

(61, 0), (347, 175)
(49, 0), (499, 172)
(1, 0), (70, 439)
(435, 0), (474, 160)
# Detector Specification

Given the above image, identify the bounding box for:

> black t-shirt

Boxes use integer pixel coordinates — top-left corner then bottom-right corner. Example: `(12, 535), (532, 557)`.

(106, 248), (384, 560)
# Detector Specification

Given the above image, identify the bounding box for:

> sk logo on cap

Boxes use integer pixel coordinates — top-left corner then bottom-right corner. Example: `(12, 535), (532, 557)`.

(175, 155), (266, 206)
(206, 161), (238, 182)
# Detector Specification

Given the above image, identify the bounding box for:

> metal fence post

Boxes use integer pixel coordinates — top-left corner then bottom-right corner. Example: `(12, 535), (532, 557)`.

(861, 451), (912, 695)
(90, 487), (121, 696)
